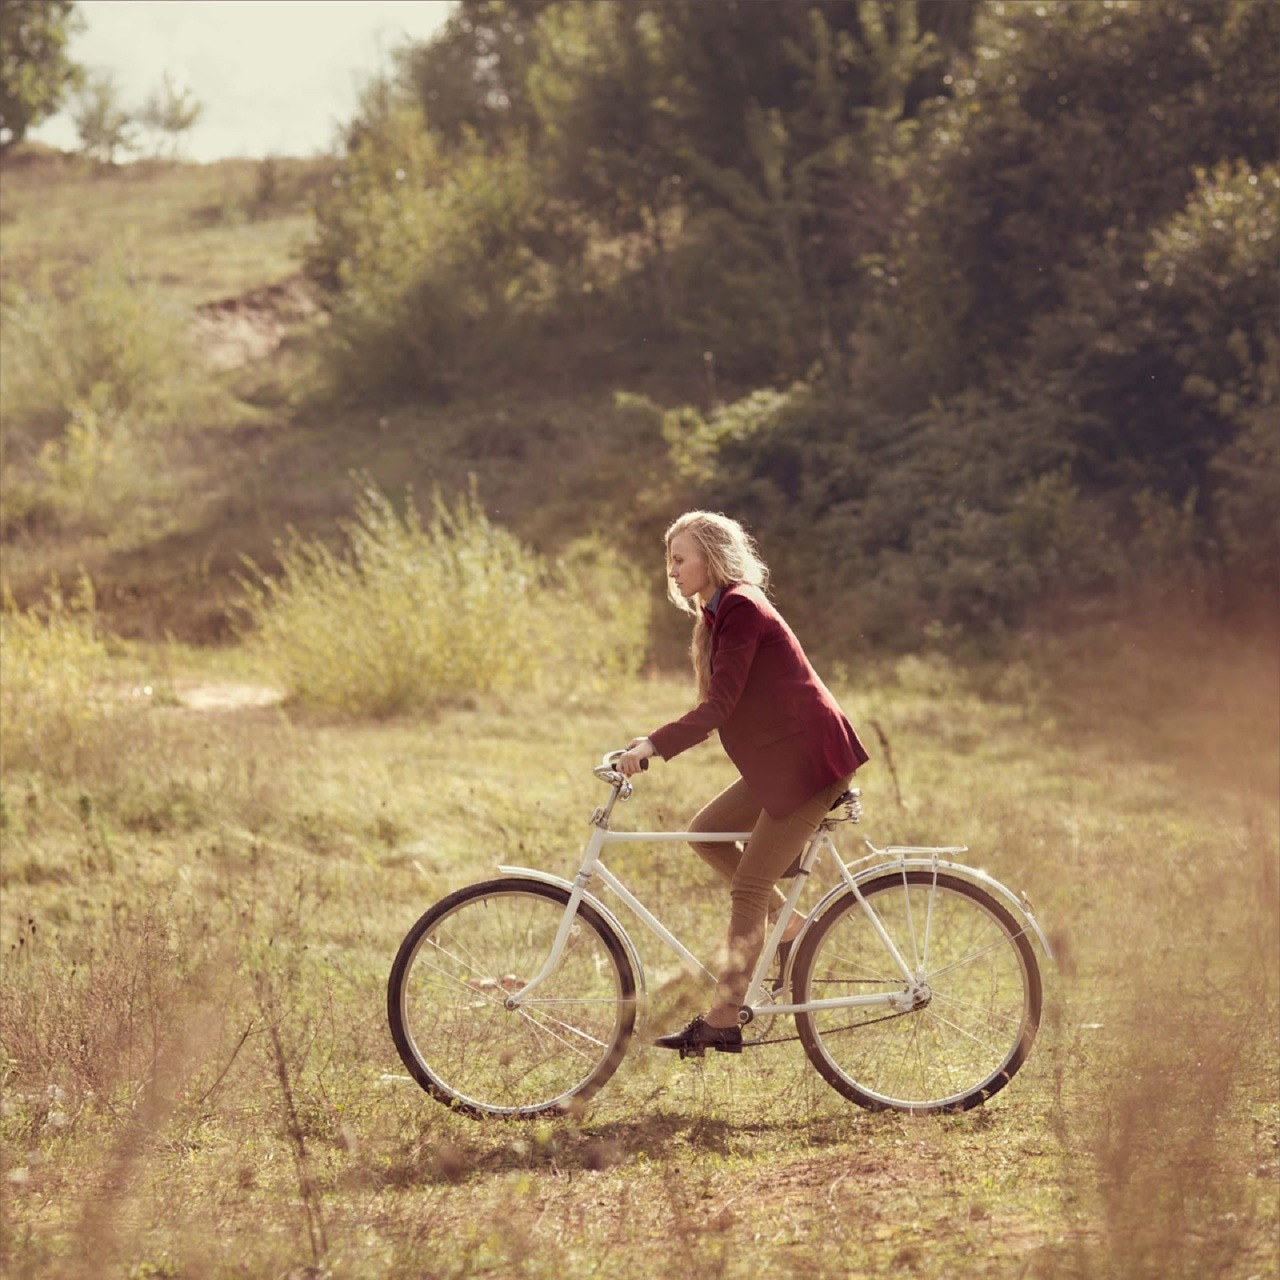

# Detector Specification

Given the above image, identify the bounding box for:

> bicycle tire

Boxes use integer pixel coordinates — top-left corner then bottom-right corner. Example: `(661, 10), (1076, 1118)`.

(388, 878), (636, 1119)
(792, 871), (1042, 1113)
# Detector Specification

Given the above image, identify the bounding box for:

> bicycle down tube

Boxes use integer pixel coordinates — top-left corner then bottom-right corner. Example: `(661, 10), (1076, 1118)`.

(503, 824), (924, 1023)
(500, 823), (753, 1002)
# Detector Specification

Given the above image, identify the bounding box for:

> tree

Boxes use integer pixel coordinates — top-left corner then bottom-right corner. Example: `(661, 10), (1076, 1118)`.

(71, 69), (135, 164)
(0, 0), (83, 152)
(881, 0), (1280, 403)
(139, 71), (202, 159)
(653, 0), (966, 376)
(529, 3), (683, 327)
(395, 0), (554, 149)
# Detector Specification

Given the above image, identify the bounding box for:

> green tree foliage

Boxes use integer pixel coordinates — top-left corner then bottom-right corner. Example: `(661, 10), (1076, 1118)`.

(653, 1), (978, 374)
(313, 0), (1278, 642)
(138, 71), (203, 158)
(0, 0), (82, 152)
(307, 78), (569, 398)
(878, 0), (1279, 402)
(394, 0), (554, 148)
(528, 3), (683, 327)
(379, 0), (977, 375)
(71, 68), (135, 164)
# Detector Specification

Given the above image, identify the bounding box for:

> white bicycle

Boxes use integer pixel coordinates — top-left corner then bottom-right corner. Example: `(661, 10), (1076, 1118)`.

(388, 751), (1053, 1119)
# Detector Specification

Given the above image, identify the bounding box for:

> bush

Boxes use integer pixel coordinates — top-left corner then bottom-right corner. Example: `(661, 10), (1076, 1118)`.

(0, 247), (199, 427)
(307, 85), (570, 400)
(239, 483), (649, 716)
(0, 576), (120, 778)
(0, 247), (215, 527)
(646, 376), (1242, 650)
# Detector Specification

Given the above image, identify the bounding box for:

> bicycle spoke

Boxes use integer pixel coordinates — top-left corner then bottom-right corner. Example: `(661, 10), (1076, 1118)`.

(388, 882), (635, 1117)
(923, 926), (1031, 984)
(794, 873), (1040, 1112)
(918, 1004), (1019, 1062)
(927, 988), (1027, 1034)
(515, 1006), (612, 1059)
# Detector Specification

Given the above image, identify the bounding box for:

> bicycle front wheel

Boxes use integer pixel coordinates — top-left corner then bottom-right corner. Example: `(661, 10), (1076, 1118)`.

(793, 871), (1041, 1113)
(388, 878), (636, 1119)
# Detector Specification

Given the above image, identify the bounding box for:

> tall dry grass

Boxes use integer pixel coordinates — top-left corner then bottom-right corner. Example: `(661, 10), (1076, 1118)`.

(1022, 616), (1280, 1279)
(238, 481), (651, 716)
(0, 576), (124, 779)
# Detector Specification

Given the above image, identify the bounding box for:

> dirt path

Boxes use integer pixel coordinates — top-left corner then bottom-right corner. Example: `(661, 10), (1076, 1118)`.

(171, 682), (284, 711)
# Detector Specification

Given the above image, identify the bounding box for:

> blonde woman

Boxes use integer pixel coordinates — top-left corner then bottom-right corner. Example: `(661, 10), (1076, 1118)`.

(618, 511), (869, 1054)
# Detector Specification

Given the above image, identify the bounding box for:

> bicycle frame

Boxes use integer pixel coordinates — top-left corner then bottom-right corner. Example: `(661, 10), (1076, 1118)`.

(496, 763), (1053, 1026)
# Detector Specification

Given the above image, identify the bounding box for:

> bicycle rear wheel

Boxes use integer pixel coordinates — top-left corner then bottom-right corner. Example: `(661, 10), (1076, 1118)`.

(793, 871), (1041, 1113)
(388, 878), (636, 1118)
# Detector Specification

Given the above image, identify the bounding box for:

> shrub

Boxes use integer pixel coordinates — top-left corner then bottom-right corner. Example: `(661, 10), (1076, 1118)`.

(307, 84), (567, 400)
(0, 576), (119, 778)
(0, 247), (215, 527)
(0, 247), (198, 427)
(1212, 406), (1280, 593)
(239, 483), (649, 716)
(646, 377), (1239, 649)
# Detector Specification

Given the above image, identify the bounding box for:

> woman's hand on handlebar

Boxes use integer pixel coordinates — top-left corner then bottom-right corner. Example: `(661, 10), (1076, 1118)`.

(617, 738), (655, 777)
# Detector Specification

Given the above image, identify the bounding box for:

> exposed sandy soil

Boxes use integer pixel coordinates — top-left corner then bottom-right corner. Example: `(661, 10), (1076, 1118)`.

(123, 681), (284, 711)
(188, 274), (318, 370)
(173, 682), (284, 711)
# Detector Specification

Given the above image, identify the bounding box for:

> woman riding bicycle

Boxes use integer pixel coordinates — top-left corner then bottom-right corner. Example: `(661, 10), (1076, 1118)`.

(617, 511), (869, 1054)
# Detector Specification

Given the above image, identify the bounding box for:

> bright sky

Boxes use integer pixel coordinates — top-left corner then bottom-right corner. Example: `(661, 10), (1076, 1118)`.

(29, 0), (453, 162)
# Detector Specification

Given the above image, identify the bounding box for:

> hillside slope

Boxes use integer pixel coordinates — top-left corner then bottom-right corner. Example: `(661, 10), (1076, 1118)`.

(0, 151), (699, 646)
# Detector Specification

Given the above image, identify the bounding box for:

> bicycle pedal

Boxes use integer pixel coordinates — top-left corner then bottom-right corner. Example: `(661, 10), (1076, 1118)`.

(678, 1046), (707, 1060)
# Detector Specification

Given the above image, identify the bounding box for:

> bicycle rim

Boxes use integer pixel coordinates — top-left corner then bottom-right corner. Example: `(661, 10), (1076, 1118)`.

(388, 880), (636, 1118)
(794, 872), (1042, 1113)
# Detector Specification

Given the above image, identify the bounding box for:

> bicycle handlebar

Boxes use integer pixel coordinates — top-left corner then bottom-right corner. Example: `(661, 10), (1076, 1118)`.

(594, 749), (647, 786)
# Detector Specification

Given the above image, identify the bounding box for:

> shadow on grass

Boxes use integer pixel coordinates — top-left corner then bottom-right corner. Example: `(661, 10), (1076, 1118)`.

(366, 1101), (914, 1191)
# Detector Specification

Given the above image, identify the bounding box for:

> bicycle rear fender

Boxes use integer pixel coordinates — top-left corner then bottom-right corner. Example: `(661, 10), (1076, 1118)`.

(803, 858), (1055, 963)
(496, 865), (648, 996)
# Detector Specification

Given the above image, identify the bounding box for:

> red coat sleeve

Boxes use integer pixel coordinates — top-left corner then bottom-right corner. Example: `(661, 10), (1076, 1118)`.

(648, 594), (761, 761)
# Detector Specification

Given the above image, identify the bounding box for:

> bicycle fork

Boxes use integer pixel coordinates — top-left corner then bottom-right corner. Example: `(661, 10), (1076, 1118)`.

(499, 827), (610, 1010)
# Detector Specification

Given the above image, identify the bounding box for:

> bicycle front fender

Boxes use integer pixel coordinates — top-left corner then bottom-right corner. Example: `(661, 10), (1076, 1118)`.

(802, 858), (1055, 963)
(496, 865), (648, 996)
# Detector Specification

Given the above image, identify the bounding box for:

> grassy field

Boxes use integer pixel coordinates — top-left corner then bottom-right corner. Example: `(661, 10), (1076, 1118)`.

(1, 617), (1276, 1279)
(1, 151), (1277, 1280)
(0, 150), (322, 310)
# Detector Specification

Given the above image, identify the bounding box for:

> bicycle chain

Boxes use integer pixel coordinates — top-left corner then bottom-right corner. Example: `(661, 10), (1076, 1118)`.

(743, 1006), (917, 1047)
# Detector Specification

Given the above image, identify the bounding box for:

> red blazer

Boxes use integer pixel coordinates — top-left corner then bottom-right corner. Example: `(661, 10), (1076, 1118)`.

(648, 583), (869, 817)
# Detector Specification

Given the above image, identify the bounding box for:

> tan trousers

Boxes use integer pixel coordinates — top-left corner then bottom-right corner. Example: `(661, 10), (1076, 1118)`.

(689, 773), (854, 1025)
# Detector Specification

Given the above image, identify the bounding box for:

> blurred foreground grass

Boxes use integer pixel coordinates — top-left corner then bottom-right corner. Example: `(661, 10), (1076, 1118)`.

(0, 617), (1276, 1279)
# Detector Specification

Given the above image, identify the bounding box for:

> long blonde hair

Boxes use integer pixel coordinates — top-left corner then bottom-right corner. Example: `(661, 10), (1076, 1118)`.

(664, 511), (769, 700)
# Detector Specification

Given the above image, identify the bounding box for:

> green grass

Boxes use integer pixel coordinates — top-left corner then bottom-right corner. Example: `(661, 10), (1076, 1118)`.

(1, 622), (1276, 1279)
(0, 150), (321, 309)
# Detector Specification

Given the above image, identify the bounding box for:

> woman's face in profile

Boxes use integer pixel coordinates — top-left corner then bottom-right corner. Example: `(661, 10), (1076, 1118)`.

(668, 531), (713, 603)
